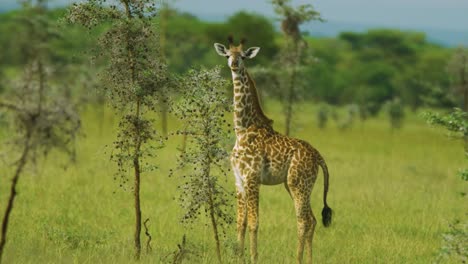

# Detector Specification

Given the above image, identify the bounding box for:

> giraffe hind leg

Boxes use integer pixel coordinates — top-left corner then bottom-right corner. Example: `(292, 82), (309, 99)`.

(305, 210), (316, 264)
(291, 194), (314, 264)
(288, 171), (316, 264)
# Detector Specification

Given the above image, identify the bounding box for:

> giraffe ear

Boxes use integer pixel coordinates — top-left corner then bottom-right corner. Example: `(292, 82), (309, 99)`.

(214, 43), (228, 57)
(244, 47), (260, 59)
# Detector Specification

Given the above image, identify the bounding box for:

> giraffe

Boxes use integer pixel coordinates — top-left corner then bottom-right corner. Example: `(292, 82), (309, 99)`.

(214, 37), (333, 264)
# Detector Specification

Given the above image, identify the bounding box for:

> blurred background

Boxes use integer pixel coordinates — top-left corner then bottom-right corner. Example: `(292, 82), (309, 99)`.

(1, 0), (468, 116)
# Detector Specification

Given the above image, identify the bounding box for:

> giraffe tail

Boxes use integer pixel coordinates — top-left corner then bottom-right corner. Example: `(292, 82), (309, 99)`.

(318, 154), (332, 227)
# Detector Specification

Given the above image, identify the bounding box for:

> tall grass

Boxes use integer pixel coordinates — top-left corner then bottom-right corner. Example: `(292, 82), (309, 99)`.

(0, 103), (465, 263)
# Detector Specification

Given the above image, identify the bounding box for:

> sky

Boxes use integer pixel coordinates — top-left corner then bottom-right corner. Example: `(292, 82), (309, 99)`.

(170, 0), (468, 32)
(1, 0), (468, 32)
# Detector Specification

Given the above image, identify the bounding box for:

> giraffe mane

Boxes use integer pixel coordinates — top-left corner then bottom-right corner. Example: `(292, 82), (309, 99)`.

(245, 71), (274, 128)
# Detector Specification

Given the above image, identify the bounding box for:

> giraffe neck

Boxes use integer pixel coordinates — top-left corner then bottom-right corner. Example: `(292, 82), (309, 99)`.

(231, 68), (272, 133)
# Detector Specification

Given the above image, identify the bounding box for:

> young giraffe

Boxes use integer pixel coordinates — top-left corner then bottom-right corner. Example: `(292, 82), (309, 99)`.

(214, 37), (332, 264)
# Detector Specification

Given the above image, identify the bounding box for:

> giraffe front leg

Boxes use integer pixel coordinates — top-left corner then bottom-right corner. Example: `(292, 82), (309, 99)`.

(236, 191), (247, 257)
(246, 182), (260, 264)
(233, 159), (248, 258)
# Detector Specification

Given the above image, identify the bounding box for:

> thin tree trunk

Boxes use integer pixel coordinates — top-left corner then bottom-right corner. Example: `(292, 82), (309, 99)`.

(132, 96), (142, 262)
(131, 58), (143, 261)
(123, 0), (142, 259)
(133, 142), (142, 260)
(208, 191), (222, 264)
(203, 128), (222, 263)
(132, 97), (142, 260)
(1, 53), (46, 263)
(0, 130), (32, 264)
(284, 42), (299, 136)
(285, 67), (297, 136)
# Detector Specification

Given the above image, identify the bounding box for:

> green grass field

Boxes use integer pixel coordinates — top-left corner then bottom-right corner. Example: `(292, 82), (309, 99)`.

(0, 103), (466, 264)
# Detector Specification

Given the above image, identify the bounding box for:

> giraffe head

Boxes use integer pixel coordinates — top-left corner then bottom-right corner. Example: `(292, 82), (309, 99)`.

(214, 36), (260, 71)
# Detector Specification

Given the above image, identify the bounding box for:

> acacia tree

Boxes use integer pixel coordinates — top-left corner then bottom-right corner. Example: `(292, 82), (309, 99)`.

(67, 0), (169, 259)
(171, 67), (234, 263)
(271, 0), (322, 136)
(0, 1), (80, 262)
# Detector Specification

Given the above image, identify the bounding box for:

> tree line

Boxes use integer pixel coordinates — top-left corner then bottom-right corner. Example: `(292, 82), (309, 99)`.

(0, 5), (463, 113)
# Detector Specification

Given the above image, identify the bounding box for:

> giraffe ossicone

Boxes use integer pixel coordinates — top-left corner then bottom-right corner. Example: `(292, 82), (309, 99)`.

(214, 37), (332, 264)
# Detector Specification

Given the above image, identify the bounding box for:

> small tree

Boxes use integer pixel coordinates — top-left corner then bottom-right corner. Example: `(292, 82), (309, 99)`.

(0, 66), (80, 264)
(0, 2), (80, 262)
(171, 67), (234, 263)
(271, 0), (323, 136)
(67, 0), (169, 259)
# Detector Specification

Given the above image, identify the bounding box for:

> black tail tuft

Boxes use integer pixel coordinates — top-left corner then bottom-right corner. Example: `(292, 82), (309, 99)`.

(321, 206), (332, 227)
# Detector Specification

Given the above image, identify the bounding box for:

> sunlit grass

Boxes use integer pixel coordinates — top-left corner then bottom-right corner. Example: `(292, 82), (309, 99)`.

(0, 103), (465, 263)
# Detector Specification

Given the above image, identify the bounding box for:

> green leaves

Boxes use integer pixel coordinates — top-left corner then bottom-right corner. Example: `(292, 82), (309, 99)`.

(422, 108), (468, 136)
(171, 66), (233, 227)
(67, 0), (170, 191)
(66, 1), (121, 29)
